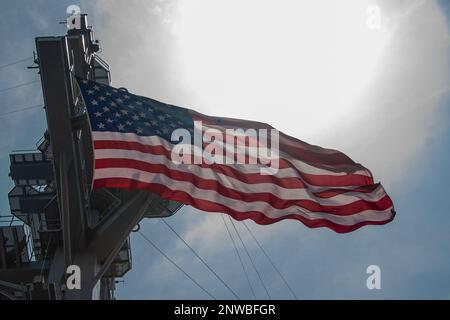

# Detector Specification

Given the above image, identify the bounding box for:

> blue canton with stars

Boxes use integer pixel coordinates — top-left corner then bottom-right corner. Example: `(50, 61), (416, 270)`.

(76, 77), (194, 142)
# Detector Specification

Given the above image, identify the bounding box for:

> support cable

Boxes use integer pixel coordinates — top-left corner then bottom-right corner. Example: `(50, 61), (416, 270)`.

(39, 233), (53, 281)
(0, 57), (33, 70)
(243, 221), (298, 299)
(229, 217), (272, 299)
(221, 214), (256, 299)
(138, 231), (216, 300)
(0, 79), (40, 94)
(0, 104), (43, 118)
(161, 219), (240, 300)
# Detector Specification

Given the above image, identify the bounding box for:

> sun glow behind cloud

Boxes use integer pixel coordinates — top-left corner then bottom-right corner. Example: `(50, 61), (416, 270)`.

(176, 0), (390, 140)
(86, 0), (449, 185)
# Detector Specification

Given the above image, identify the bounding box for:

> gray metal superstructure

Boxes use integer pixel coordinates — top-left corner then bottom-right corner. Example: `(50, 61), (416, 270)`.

(0, 14), (182, 300)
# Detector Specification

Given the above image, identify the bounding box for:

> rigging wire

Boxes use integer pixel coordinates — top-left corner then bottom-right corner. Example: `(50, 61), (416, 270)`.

(229, 217), (272, 300)
(0, 104), (43, 118)
(161, 218), (240, 300)
(221, 214), (256, 299)
(137, 230), (216, 300)
(39, 233), (53, 281)
(243, 221), (298, 300)
(0, 57), (33, 70)
(0, 79), (40, 94)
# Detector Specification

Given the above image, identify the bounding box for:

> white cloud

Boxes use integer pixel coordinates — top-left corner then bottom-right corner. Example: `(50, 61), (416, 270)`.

(326, 0), (449, 187)
(85, 0), (449, 188)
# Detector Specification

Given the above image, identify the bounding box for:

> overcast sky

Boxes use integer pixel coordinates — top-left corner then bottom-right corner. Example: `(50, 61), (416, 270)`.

(0, 0), (449, 299)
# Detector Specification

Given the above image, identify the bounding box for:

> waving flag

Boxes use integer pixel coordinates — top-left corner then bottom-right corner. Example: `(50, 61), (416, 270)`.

(77, 78), (395, 233)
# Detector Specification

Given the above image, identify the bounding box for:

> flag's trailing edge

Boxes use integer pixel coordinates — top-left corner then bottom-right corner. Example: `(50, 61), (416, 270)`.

(76, 77), (395, 233)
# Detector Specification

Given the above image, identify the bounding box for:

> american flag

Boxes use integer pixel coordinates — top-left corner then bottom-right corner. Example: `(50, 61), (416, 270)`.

(77, 78), (395, 233)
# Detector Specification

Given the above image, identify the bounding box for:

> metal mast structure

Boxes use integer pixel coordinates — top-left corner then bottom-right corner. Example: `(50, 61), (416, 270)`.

(0, 14), (182, 300)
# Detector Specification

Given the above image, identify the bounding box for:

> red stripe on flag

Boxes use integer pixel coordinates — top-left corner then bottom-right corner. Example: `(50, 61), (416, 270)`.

(95, 158), (393, 215)
(94, 140), (374, 187)
(93, 177), (395, 233)
(192, 112), (364, 166)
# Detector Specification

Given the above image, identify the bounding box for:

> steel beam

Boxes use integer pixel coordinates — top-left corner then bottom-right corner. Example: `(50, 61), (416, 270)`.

(87, 191), (154, 282)
(36, 37), (88, 264)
